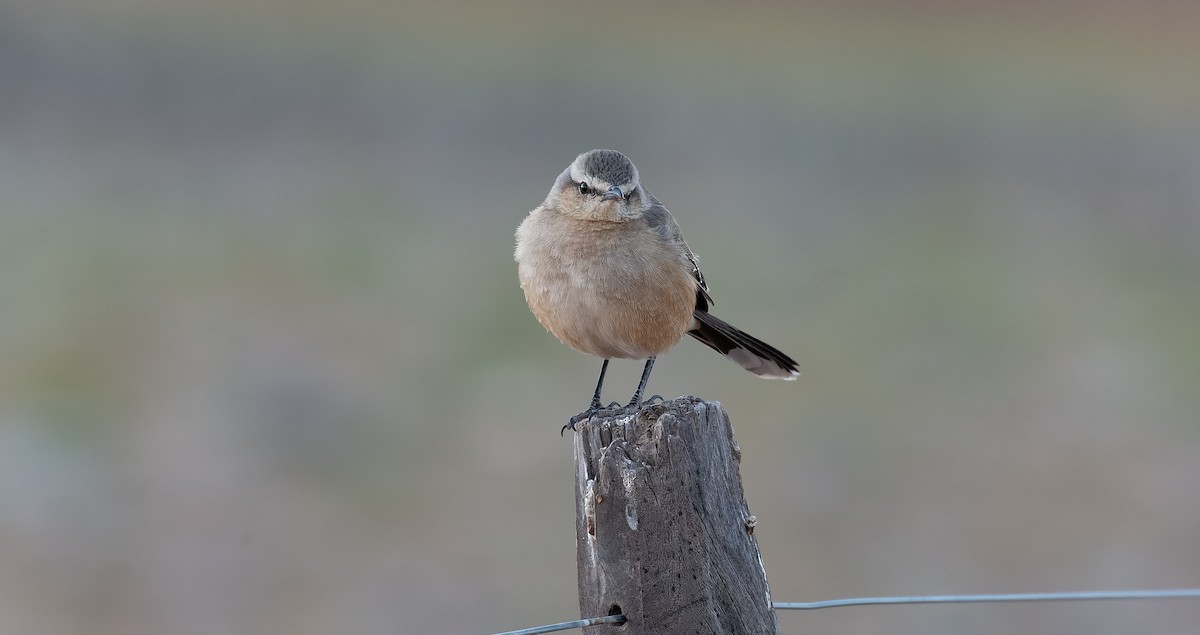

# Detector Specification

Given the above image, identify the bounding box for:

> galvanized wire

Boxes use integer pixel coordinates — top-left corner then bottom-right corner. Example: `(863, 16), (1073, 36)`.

(773, 588), (1200, 610)
(495, 588), (1200, 634)
(490, 613), (625, 635)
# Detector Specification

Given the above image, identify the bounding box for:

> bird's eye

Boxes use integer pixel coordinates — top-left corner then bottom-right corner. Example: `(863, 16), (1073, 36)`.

(624, 190), (633, 200)
(578, 182), (590, 195)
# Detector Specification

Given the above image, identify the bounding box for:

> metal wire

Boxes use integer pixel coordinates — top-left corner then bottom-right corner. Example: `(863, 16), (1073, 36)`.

(490, 613), (626, 635)
(773, 588), (1200, 610)
(496, 588), (1200, 634)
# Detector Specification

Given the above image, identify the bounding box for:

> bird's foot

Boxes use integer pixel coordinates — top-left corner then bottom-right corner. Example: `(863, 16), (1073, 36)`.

(624, 394), (665, 411)
(562, 397), (665, 435)
(562, 399), (612, 435)
(561, 398), (648, 432)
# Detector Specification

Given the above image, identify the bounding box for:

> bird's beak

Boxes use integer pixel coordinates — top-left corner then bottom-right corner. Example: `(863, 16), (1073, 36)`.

(602, 186), (624, 201)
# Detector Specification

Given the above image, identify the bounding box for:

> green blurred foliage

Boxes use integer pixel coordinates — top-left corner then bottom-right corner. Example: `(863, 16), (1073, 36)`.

(2, 1), (1199, 633)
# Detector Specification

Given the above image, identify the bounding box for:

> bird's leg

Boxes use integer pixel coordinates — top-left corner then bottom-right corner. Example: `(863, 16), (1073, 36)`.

(563, 359), (610, 434)
(625, 357), (657, 409)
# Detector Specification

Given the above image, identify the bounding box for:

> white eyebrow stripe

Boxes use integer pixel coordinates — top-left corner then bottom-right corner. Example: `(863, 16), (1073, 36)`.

(569, 161), (613, 192)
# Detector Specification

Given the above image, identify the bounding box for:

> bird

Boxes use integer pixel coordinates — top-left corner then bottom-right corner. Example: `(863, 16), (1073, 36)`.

(515, 149), (798, 430)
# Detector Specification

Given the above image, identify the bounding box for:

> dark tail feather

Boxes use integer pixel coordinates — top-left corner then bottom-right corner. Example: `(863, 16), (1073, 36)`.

(688, 311), (800, 379)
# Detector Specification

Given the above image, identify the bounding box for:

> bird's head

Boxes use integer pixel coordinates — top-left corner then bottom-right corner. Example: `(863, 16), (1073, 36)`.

(548, 149), (643, 221)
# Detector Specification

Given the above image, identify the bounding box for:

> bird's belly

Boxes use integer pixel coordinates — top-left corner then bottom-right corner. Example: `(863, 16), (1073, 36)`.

(519, 246), (695, 359)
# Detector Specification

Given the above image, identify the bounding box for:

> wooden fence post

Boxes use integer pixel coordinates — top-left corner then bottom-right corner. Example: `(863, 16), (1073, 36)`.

(573, 397), (780, 634)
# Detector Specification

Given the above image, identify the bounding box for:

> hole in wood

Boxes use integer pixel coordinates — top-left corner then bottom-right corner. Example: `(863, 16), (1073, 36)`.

(606, 603), (627, 627)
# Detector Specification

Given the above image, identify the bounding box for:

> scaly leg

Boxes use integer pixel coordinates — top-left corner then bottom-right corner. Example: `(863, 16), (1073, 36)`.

(563, 359), (610, 434)
(625, 357), (657, 409)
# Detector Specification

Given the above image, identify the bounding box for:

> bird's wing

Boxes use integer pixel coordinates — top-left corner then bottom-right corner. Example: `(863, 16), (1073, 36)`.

(642, 192), (715, 311)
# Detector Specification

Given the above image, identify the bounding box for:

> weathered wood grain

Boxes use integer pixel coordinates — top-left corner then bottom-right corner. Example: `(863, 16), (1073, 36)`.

(573, 397), (779, 634)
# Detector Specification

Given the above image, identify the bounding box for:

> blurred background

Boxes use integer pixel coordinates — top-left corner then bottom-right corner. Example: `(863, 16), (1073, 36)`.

(3, 1), (1199, 633)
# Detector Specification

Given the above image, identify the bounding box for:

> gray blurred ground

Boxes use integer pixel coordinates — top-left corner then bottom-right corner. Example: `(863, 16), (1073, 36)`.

(2, 1), (1199, 633)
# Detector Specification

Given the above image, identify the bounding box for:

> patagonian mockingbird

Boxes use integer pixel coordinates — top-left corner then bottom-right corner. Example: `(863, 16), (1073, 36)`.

(516, 149), (798, 430)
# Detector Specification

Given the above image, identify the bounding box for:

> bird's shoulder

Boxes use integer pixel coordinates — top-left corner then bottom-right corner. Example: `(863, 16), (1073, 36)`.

(639, 192), (687, 246)
(639, 191), (713, 306)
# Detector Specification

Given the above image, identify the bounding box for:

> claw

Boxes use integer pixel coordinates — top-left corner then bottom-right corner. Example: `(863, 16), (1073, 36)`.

(620, 394), (665, 417)
(562, 394), (668, 435)
(562, 399), (605, 435)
